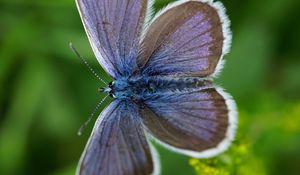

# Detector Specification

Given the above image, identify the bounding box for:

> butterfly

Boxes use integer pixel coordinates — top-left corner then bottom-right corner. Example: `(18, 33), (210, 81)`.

(75, 0), (237, 174)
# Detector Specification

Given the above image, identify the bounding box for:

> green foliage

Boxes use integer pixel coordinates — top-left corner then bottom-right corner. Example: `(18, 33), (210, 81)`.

(190, 101), (300, 175)
(189, 126), (264, 175)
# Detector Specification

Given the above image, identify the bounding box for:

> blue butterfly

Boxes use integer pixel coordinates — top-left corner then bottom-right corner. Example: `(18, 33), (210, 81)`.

(75, 0), (237, 174)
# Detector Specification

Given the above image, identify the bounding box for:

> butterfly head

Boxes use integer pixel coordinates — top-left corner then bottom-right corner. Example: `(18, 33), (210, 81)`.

(98, 80), (135, 99)
(98, 81), (115, 97)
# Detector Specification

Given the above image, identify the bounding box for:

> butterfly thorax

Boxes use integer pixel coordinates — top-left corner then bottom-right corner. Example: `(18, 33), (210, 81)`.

(109, 76), (213, 100)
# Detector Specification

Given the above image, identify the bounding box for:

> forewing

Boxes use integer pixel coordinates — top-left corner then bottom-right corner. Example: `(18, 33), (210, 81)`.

(77, 100), (156, 175)
(138, 1), (231, 77)
(140, 86), (237, 158)
(76, 0), (148, 78)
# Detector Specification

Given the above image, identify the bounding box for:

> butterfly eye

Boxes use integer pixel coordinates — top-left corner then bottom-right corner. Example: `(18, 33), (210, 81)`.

(108, 92), (116, 98)
(108, 81), (115, 88)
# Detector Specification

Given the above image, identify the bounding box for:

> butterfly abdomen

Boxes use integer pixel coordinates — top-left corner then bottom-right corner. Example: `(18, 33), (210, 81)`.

(144, 77), (213, 92)
(112, 76), (213, 100)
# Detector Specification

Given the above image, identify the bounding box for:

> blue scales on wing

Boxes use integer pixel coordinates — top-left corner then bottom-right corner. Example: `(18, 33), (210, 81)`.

(77, 100), (155, 175)
(76, 0), (148, 78)
(138, 1), (227, 77)
(140, 86), (236, 157)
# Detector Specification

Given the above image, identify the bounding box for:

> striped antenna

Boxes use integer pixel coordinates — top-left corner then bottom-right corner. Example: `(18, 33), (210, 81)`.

(69, 42), (107, 85)
(77, 94), (109, 136)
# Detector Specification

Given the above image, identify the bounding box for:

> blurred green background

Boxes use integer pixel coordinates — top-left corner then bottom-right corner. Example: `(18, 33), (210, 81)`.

(1, 0), (300, 174)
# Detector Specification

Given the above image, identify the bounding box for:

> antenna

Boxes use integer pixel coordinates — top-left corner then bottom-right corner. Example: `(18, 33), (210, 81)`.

(77, 94), (109, 136)
(69, 42), (107, 85)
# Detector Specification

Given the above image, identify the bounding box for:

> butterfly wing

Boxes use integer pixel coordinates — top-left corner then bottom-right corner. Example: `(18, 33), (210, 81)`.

(138, 0), (231, 77)
(140, 86), (237, 158)
(76, 0), (148, 78)
(77, 100), (159, 175)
